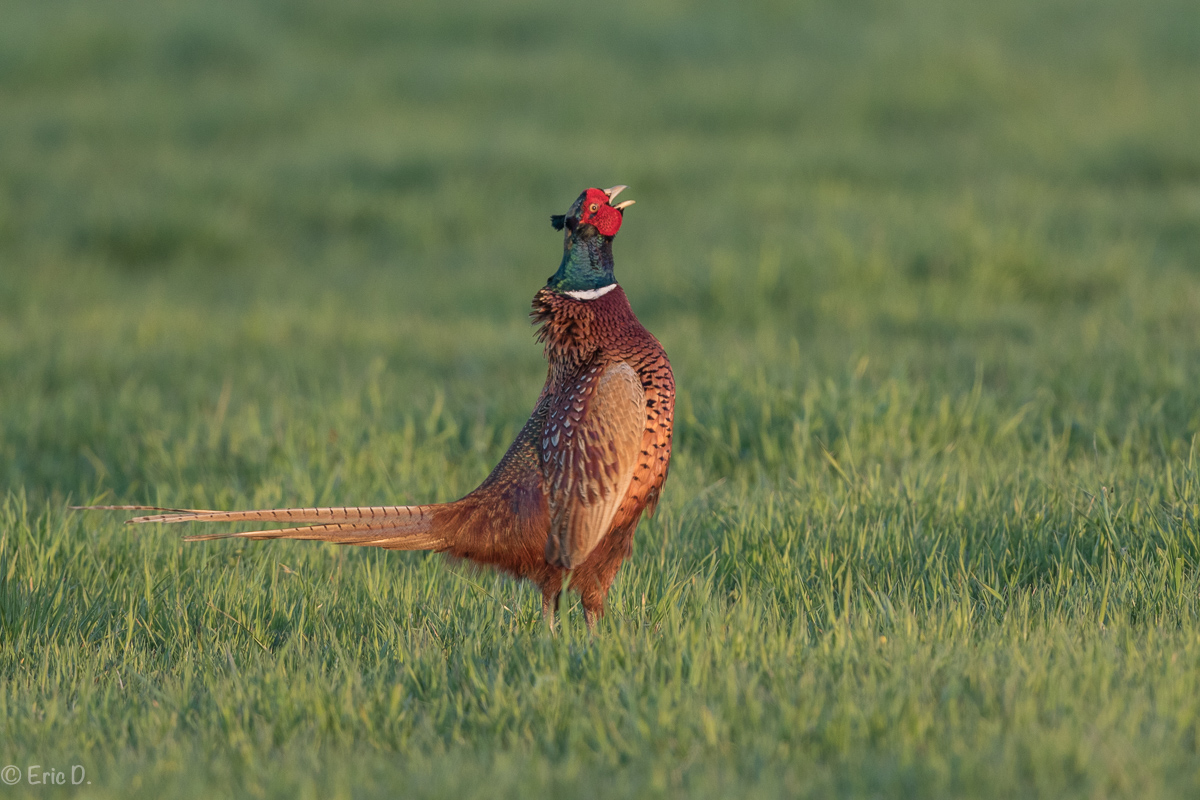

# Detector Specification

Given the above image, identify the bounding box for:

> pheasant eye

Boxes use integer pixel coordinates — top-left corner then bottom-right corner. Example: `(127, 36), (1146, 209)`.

(588, 203), (599, 213)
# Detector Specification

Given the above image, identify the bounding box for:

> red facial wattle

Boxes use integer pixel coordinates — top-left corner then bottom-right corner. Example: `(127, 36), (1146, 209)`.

(578, 188), (624, 237)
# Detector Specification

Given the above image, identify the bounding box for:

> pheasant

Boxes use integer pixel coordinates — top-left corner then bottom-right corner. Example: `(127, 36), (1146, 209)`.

(81, 186), (675, 630)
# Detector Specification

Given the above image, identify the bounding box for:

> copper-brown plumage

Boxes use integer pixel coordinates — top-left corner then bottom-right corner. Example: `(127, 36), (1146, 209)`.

(80, 186), (674, 631)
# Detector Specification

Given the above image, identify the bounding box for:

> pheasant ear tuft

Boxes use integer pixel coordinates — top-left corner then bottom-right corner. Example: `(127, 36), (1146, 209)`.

(550, 215), (566, 231)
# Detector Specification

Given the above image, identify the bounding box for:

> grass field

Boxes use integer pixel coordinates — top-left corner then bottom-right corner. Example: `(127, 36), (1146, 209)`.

(3, 0), (1200, 796)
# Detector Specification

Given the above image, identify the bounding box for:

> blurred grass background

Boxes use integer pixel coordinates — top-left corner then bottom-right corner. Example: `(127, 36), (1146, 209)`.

(2, 0), (1200, 797)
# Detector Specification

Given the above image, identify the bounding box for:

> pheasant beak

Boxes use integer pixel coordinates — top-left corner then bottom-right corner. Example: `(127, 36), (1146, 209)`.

(603, 185), (636, 211)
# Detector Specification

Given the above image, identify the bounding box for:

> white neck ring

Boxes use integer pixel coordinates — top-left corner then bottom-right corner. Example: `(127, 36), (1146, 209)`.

(563, 284), (618, 301)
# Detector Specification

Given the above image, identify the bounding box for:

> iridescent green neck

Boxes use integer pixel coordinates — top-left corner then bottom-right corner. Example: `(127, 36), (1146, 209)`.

(547, 231), (615, 292)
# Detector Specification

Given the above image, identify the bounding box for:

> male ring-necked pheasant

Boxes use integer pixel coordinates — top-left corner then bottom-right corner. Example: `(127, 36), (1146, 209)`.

(82, 186), (675, 630)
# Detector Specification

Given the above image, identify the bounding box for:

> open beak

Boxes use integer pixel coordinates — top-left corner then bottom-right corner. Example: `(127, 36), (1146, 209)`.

(604, 185), (636, 211)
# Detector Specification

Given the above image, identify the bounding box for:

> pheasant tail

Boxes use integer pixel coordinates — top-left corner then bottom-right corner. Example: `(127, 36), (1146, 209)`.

(72, 504), (449, 550)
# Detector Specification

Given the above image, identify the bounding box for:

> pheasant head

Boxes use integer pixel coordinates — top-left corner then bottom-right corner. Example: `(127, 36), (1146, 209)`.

(547, 186), (635, 294)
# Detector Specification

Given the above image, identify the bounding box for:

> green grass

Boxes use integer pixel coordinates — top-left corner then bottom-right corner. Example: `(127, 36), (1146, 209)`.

(3, 0), (1200, 796)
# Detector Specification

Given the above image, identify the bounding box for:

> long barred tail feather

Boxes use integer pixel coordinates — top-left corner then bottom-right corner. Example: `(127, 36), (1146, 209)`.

(73, 504), (448, 551)
(183, 520), (444, 550)
(132, 505), (435, 525)
(71, 504), (219, 515)
(74, 504), (433, 525)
